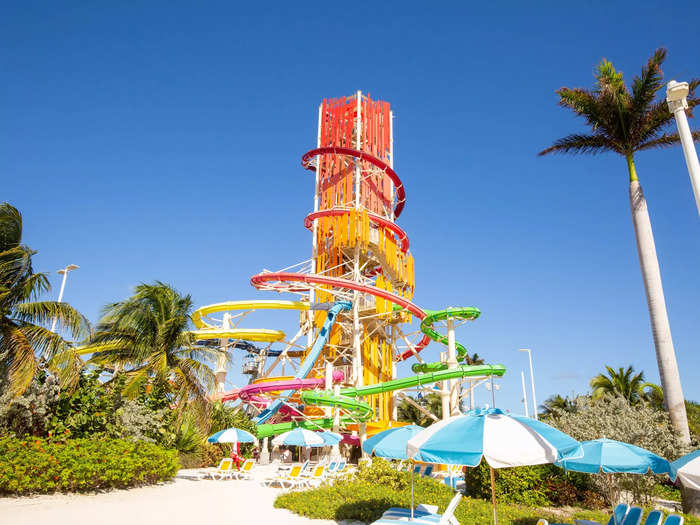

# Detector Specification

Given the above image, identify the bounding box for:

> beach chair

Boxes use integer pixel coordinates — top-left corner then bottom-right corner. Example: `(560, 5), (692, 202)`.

(262, 464), (304, 488)
(575, 503), (629, 525)
(412, 464), (423, 475)
(326, 461), (338, 475)
(330, 461), (348, 477)
(231, 459), (255, 480)
(643, 511), (664, 525)
(421, 464), (434, 478)
(623, 507), (643, 525)
(377, 491), (462, 525)
(662, 516), (684, 525)
(205, 458), (235, 480)
(306, 465), (327, 487)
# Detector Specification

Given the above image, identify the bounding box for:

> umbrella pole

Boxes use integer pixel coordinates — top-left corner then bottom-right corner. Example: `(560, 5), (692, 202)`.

(490, 466), (498, 525)
(411, 460), (415, 520)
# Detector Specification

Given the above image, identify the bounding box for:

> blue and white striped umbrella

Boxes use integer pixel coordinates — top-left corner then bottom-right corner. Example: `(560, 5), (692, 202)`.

(272, 428), (326, 447)
(671, 449), (700, 490)
(362, 425), (424, 460)
(319, 431), (343, 445)
(556, 438), (671, 475)
(406, 408), (582, 467)
(207, 427), (256, 444)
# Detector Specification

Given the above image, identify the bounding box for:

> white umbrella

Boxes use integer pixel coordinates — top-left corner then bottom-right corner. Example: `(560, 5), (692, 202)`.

(407, 408), (582, 524)
(272, 428), (326, 447)
(672, 449), (700, 490)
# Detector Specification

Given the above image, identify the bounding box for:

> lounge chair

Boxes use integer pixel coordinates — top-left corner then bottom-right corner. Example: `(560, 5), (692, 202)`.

(262, 465), (304, 488)
(643, 511), (664, 525)
(413, 464), (423, 475)
(376, 491), (462, 525)
(421, 464), (434, 478)
(663, 516), (684, 525)
(306, 465), (327, 487)
(232, 459), (255, 480)
(204, 458), (235, 480)
(622, 507), (643, 525)
(575, 503), (629, 525)
(332, 461), (347, 476)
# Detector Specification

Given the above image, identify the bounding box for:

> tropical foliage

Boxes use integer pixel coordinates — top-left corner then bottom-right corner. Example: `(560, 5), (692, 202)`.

(84, 282), (221, 416)
(397, 391), (442, 426)
(539, 48), (698, 158)
(0, 436), (178, 494)
(0, 202), (90, 396)
(590, 365), (663, 407)
(540, 394), (576, 417)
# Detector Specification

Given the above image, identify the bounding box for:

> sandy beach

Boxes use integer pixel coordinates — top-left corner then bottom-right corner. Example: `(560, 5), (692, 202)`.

(0, 468), (357, 525)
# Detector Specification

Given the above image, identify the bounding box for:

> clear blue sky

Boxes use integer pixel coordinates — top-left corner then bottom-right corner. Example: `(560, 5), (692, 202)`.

(3, 2), (700, 413)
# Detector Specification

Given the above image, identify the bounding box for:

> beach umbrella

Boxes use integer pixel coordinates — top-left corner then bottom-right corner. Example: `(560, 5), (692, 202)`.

(272, 428), (326, 447)
(671, 449), (700, 490)
(556, 438), (671, 475)
(406, 408), (582, 525)
(556, 438), (671, 522)
(319, 431), (343, 445)
(207, 427), (256, 444)
(362, 425), (424, 460)
(362, 424), (426, 520)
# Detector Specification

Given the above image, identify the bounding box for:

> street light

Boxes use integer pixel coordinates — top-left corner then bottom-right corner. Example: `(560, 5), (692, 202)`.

(666, 80), (700, 216)
(520, 370), (530, 417)
(518, 348), (538, 420)
(50, 264), (80, 332)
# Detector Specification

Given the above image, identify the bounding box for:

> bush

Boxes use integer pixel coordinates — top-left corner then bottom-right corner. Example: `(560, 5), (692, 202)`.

(462, 462), (602, 507)
(547, 395), (691, 504)
(275, 459), (699, 525)
(0, 436), (179, 494)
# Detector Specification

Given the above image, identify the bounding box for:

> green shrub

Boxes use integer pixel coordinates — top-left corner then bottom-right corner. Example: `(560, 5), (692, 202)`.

(275, 458), (698, 525)
(462, 462), (602, 507)
(0, 436), (179, 494)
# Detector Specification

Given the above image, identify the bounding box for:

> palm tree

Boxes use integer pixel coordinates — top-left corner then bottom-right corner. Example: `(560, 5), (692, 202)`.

(84, 282), (221, 414)
(539, 49), (698, 443)
(540, 394), (576, 417)
(591, 365), (648, 403)
(0, 203), (90, 395)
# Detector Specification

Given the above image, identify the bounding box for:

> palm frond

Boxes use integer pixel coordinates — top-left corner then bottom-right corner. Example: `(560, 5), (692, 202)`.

(630, 48), (667, 123)
(0, 323), (37, 395)
(637, 130), (700, 151)
(0, 203), (23, 251)
(13, 301), (90, 339)
(538, 133), (619, 156)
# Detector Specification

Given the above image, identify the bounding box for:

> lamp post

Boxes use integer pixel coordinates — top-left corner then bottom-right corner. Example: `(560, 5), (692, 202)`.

(666, 80), (700, 216)
(520, 370), (530, 417)
(50, 264), (79, 332)
(518, 348), (538, 420)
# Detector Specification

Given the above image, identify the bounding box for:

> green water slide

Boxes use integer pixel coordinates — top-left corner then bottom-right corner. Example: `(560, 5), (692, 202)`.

(255, 363), (505, 438)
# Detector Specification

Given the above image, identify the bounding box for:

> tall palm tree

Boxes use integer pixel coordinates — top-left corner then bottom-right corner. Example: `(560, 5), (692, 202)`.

(84, 282), (221, 413)
(539, 49), (699, 443)
(0, 203), (90, 395)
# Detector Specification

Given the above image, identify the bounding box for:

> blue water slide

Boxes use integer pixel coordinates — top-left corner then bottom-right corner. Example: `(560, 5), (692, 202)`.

(253, 301), (352, 424)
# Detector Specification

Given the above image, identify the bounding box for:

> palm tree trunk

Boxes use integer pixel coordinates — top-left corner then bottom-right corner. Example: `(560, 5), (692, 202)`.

(627, 155), (690, 443)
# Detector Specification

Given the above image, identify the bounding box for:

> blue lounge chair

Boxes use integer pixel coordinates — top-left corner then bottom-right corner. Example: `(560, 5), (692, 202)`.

(663, 516), (684, 525)
(575, 503), (629, 525)
(421, 464), (434, 478)
(643, 510), (663, 525)
(378, 492), (462, 525)
(622, 508), (643, 525)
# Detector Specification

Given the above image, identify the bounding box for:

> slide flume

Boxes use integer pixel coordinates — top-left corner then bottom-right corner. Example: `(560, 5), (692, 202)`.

(253, 301), (352, 424)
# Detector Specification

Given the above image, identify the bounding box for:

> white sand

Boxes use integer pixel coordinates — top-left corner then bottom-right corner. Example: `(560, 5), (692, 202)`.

(0, 468), (362, 525)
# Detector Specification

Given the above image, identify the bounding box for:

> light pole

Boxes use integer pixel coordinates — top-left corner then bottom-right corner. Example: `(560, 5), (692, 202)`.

(666, 80), (700, 216)
(520, 370), (530, 417)
(518, 348), (538, 420)
(50, 264), (79, 332)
